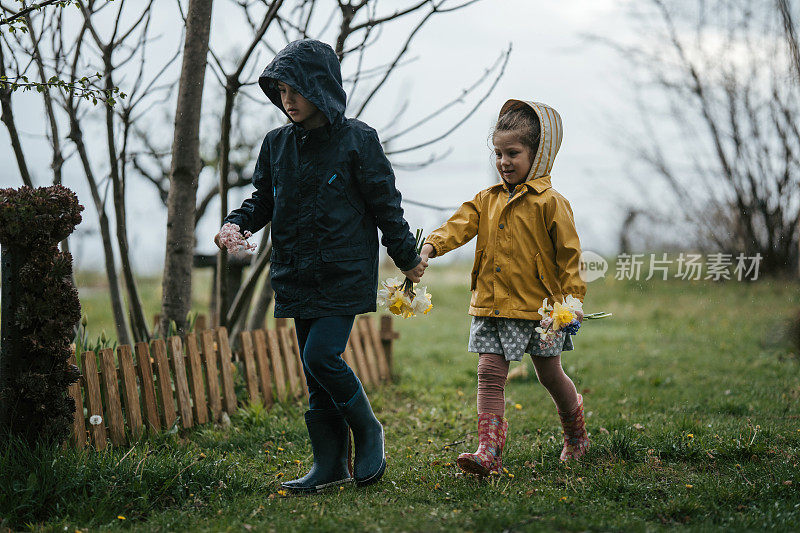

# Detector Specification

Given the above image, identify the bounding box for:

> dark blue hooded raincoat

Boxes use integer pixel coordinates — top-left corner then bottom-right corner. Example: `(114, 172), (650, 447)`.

(224, 39), (420, 319)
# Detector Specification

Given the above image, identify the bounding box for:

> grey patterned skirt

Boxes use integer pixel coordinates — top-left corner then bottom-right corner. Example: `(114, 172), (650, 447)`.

(467, 316), (574, 362)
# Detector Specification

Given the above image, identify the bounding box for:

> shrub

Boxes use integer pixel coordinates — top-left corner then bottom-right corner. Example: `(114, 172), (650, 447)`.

(0, 185), (83, 445)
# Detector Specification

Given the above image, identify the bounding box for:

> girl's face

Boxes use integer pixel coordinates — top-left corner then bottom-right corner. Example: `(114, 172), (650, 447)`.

(493, 130), (533, 186)
(277, 81), (326, 128)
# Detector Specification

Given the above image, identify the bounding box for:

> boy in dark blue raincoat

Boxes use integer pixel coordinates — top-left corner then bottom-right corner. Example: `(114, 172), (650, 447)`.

(215, 39), (426, 492)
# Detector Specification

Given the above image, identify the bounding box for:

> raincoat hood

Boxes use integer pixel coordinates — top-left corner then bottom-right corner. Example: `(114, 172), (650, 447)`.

(498, 99), (563, 181)
(258, 39), (346, 124)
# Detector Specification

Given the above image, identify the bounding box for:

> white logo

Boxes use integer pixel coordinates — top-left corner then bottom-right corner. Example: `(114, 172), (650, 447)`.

(580, 251), (607, 282)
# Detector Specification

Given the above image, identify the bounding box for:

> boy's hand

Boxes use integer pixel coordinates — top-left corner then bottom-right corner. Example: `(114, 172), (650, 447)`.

(214, 232), (223, 250)
(420, 243), (435, 261)
(402, 257), (428, 283)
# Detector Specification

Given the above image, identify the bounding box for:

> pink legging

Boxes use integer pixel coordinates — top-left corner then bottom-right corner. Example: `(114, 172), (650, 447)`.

(477, 353), (579, 416)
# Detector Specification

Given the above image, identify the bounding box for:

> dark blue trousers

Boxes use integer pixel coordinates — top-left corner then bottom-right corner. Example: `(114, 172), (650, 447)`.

(294, 315), (360, 410)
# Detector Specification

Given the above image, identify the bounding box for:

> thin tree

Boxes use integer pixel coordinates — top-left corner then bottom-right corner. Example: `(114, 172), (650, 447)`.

(160, 0), (215, 335)
(776, 0), (800, 278)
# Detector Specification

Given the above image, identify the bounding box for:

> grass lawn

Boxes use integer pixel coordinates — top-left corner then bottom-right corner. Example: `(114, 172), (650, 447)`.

(2, 265), (799, 532)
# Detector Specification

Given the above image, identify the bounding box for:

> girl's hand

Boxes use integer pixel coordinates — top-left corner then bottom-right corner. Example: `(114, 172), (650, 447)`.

(576, 309), (584, 323)
(402, 257), (428, 283)
(420, 243), (435, 261)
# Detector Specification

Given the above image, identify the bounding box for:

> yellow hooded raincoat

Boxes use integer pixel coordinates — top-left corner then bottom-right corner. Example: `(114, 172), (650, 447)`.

(424, 100), (585, 320)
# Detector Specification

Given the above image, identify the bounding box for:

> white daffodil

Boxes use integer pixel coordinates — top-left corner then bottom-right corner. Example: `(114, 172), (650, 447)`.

(377, 286), (392, 307)
(378, 277), (403, 308)
(410, 287), (433, 315)
(537, 297), (552, 320)
(384, 277), (403, 288)
(564, 294), (583, 312)
(534, 325), (549, 340)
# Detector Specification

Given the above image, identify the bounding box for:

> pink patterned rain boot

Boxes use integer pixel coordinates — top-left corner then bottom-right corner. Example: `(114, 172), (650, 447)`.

(558, 394), (590, 461)
(457, 412), (508, 476)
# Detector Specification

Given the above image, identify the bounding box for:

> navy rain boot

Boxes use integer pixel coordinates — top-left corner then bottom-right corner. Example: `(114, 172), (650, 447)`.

(337, 384), (386, 486)
(281, 409), (352, 494)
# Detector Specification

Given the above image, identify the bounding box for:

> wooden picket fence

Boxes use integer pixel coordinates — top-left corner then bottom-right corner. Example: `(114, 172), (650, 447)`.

(67, 315), (398, 451)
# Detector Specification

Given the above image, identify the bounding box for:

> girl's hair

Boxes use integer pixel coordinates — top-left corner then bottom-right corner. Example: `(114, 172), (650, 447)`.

(493, 103), (540, 157)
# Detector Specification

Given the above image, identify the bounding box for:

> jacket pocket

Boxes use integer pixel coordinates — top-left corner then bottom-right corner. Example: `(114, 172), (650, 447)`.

(471, 249), (484, 291)
(318, 245), (372, 296)
(269, 248), (295, 286)
(326, 168), (365, 216)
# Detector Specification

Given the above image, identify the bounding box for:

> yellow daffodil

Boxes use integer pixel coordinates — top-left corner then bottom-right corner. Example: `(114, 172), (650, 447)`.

(551, 301), (575, 330)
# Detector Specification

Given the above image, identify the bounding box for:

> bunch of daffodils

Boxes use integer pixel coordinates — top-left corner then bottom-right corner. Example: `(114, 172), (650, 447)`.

(535, 295), (611, 349)
(377, 229), (433, 318)
(377, 277), (433, 318)
(218, 222), (257, 253)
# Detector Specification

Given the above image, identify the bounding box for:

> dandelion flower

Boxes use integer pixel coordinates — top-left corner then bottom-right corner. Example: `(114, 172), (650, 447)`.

(117, 516), (126, 520)
(89, 415), (102, 426)
(514, 404), (522, 410)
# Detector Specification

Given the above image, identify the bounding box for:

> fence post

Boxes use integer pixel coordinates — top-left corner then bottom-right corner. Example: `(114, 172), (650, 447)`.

(380, 315), (398, 380)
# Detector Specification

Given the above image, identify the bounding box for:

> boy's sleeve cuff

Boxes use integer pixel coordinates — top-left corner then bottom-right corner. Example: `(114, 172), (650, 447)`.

(397, 253), (422, 272)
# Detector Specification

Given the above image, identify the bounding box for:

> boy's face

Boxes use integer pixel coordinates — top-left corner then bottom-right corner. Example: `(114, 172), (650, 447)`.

(277, 81), (326, 128)
(493, 131), (533, 186)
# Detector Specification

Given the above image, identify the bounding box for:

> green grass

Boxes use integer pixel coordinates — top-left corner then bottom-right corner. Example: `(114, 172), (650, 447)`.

(2, 266), (799, 532)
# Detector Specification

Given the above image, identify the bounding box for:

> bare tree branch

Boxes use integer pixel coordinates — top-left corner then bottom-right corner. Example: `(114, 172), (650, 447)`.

(385, 43), (510, 155)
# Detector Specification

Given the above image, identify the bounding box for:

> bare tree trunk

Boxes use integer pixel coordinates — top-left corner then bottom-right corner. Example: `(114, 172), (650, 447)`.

(67, 115), (131, 346)
(212, 0), (283, 326)
(215, 88), (235, 327)
(246, 273), (273, 331)
(777, 0), (800, 278)
(245, 228), (273, 331)
(24, 12), (63, 187)
(24, 10), (75, 284)
(228, 243), (272, 340)
(161, 0), (214, 335)
(102, 52), (149, 342)
(0, 44), (33, 187)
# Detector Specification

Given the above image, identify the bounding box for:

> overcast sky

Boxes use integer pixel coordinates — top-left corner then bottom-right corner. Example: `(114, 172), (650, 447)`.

(1, 0), (648, 272)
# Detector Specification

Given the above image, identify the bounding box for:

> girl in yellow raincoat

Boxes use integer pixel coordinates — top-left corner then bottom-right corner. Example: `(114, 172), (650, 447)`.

(422, 100), (589, 476)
